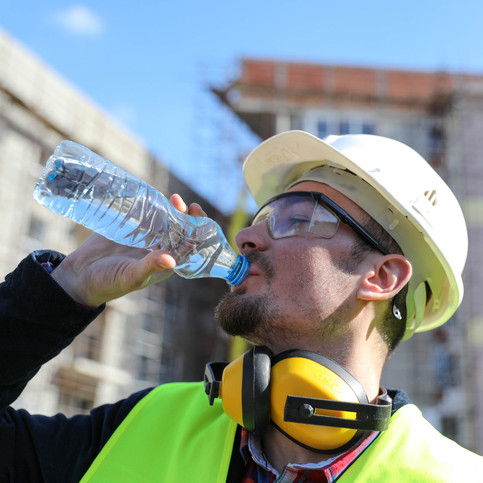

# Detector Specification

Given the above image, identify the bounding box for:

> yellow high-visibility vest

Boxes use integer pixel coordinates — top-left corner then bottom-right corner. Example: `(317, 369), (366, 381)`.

(81, 382), (483, 482)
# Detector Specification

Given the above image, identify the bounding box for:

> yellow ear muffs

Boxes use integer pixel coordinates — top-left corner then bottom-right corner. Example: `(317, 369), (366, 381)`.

(270, 350), (370, 452)
(204, 347), (391, 453)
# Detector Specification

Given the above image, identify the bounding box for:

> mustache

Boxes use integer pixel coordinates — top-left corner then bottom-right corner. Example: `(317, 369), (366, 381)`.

(245, 250), (274, 279)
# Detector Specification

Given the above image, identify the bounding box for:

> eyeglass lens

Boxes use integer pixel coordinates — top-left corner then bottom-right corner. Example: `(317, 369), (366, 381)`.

(252, 195), (340, 240)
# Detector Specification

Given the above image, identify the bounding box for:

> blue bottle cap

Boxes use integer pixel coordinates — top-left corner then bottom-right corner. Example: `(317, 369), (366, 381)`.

(226, 255), (250, 286)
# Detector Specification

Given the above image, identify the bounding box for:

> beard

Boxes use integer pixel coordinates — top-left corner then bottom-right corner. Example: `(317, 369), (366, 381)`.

(214, 251), (279, 343)
(214, 291), (277, 342)
(214, 248), (359, 351)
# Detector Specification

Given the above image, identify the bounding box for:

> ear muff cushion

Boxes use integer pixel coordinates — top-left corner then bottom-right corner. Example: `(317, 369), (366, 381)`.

(270, 350), (368, 452)
(221, 347), (271, 433)
(242, 346), (271, 433)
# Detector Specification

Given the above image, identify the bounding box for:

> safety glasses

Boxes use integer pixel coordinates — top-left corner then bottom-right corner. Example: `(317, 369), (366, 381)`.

(251, 191), (388, 255)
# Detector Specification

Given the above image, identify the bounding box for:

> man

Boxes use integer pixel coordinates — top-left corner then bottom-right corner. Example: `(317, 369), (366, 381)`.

(1, 130), (482, 481)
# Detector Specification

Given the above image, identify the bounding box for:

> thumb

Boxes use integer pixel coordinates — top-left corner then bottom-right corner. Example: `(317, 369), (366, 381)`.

(128, 251), (177, 289)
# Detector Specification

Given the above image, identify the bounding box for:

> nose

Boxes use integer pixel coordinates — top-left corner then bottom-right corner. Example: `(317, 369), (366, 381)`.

(235, 222), (271, 253)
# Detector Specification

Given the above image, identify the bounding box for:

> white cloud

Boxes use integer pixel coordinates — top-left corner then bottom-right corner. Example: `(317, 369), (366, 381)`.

(50, 5), (105, 37)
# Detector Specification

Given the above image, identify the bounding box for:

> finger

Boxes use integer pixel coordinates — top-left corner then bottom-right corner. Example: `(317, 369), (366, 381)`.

(145, 250), (177, 272)
(188, 202), (206, 217)
(145, 269), (175, 285)
(142, 251), (177, 285)
(125, 251), (177, 291)
(169, 193), (188, 213)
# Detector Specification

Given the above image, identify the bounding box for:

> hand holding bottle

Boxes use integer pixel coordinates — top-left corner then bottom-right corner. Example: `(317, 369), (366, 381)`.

(52, 194), (206, 307)
(34, 140), (248, 286)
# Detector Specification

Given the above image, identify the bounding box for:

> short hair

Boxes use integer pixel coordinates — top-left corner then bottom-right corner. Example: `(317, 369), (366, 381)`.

(338, 216), (408, 354)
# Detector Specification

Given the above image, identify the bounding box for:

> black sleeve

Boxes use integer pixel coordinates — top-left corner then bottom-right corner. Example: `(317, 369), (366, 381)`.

(0, 388), (152, 482)
(0, 250), (104, 411)
(0, 250), (148, 482)
(386, 387), (412, 413)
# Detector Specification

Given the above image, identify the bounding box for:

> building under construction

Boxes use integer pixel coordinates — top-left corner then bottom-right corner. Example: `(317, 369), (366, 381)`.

(0, 28), (230, 417)
(213, 58), (483, 454)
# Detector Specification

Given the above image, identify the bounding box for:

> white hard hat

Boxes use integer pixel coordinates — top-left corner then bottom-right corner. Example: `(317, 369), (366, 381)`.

(243, 130), (468, 338)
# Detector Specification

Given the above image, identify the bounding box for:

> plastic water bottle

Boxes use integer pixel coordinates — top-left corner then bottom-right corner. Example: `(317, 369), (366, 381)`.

(33, 140), (249, 286)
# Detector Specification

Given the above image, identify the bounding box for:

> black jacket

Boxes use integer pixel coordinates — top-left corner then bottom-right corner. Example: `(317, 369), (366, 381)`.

(0, 251), (150, 482)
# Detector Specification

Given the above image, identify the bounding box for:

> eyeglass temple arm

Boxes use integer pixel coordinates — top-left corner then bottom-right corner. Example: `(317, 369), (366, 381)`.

(318, 196), (389, 256)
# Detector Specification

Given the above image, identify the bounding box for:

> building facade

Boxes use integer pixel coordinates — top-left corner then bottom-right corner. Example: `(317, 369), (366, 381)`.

(213, 58), (483, 453)
(0, 28), (229, 417)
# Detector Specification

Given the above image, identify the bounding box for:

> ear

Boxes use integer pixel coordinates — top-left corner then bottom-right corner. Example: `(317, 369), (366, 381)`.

(357, 255), (412, 301)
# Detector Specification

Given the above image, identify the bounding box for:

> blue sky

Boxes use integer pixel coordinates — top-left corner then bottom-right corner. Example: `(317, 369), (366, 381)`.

(1, 1), (482, 213)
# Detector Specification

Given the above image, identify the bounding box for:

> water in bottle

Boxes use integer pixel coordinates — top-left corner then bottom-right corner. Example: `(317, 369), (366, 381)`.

(33, 140), (249, 286)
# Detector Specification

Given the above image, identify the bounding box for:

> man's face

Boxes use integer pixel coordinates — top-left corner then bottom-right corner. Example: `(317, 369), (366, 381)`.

(215, 181), (374, 353)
